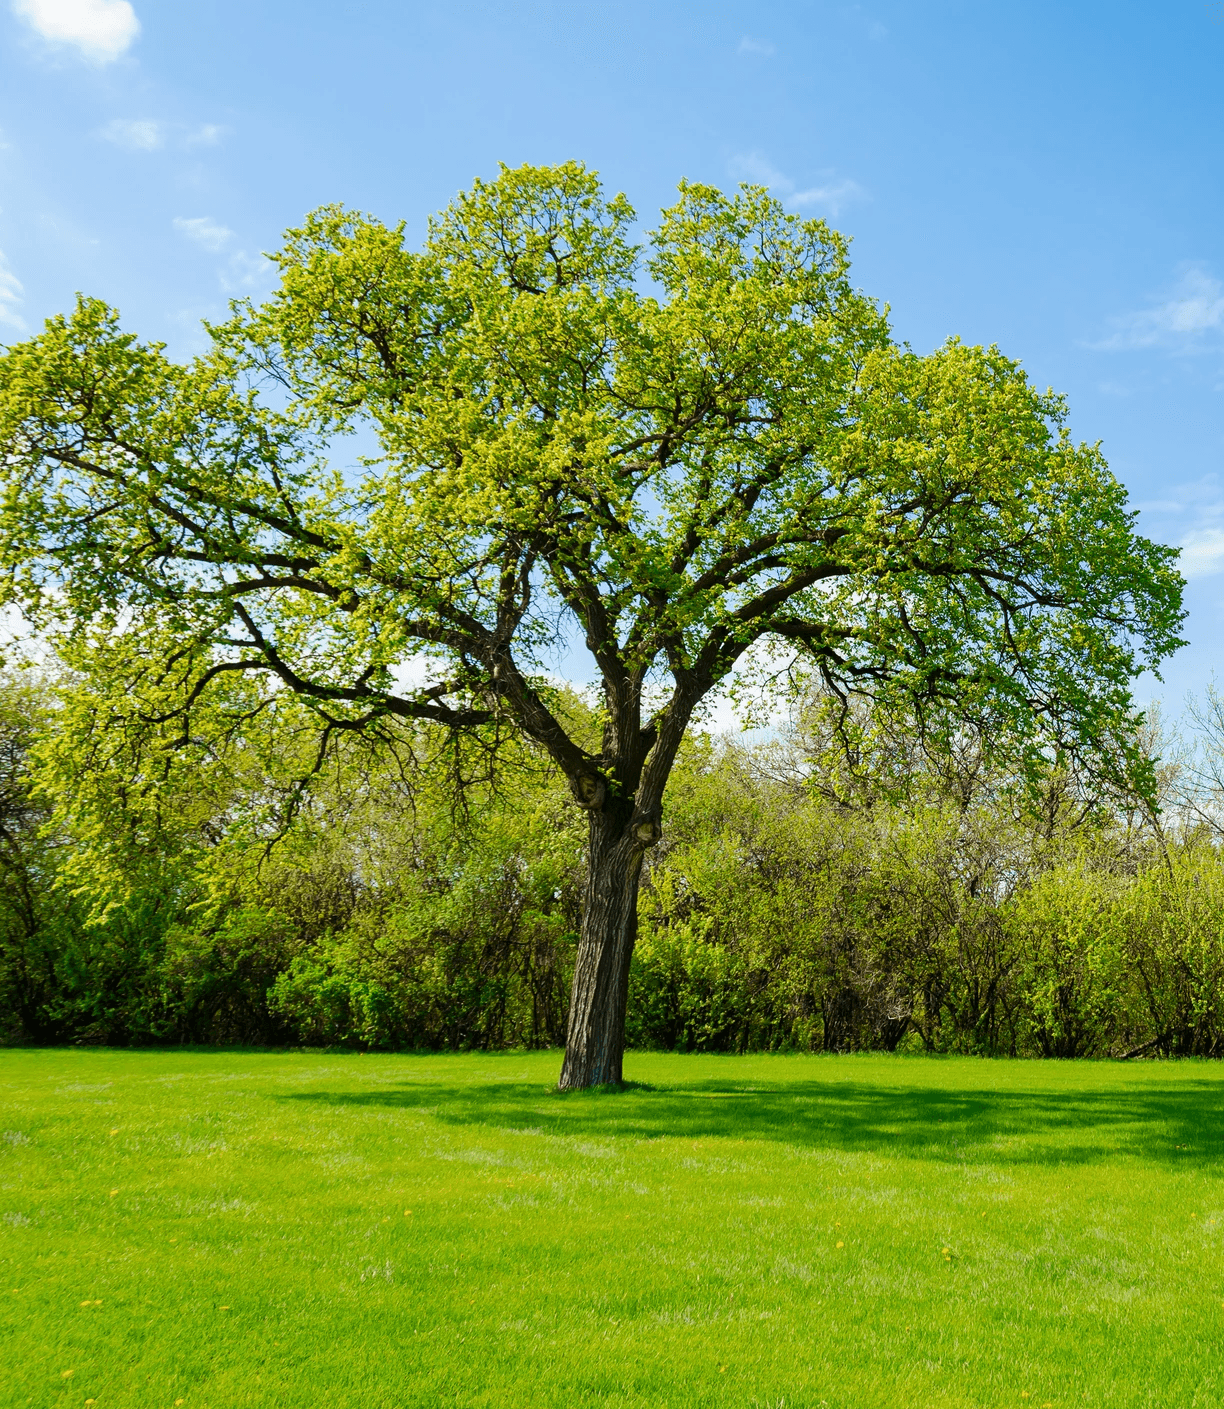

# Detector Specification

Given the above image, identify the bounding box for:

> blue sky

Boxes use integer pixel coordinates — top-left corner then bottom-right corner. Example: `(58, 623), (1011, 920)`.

(1, 0), (1222, 715)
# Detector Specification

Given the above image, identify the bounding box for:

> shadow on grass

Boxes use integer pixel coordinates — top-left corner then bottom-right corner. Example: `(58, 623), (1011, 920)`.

(277, 1072), (1224, 1169)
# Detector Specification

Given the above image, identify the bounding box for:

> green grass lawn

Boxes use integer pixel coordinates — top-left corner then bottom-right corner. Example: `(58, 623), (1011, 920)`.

(2, 1049), (1223, 1409)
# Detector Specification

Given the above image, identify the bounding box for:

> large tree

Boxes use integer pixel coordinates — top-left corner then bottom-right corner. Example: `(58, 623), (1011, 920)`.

(0, 163), (1184, 1086)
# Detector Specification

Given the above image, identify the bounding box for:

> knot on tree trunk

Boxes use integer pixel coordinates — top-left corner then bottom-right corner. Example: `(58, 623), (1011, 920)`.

(630, 814), (661, 847)
(571, 773), (606, 809)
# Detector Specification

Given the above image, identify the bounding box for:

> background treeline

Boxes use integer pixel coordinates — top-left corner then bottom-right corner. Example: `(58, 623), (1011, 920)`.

(5, 667), (1224, 1058)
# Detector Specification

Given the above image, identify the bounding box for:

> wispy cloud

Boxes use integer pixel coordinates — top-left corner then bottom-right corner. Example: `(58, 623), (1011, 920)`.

(99, 117), (162, 150)
(737, 36), (775, 56)
(1133, 477), (1224, 580)
(219, 249), (273, 294)
(184, 123), (227, 148)
(790, 178), (865, 214)
(12, 0), (139, 63)
(99, 118), (228, 153)
(173, 216), (233, 253)
(728, 153), (793, 189)
(728, 152), (865, 216)
(169, 218), (271, 296)
(1178, 527), (1224, 579)
(0, 248), (25, 333)
(1093, 264), (1224, 351)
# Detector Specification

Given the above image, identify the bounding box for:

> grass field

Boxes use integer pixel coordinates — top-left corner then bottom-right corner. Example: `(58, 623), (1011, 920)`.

(2, 1049), (1223, 1409)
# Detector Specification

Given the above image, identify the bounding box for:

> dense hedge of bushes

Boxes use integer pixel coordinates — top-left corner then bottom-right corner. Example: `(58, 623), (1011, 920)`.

(627, 744), (1224, 1058)
(4, 669), (1224, 1058)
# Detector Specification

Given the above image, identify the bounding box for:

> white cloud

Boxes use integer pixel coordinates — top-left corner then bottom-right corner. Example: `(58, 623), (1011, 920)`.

(184, 123), (226, 148)
(728, 152), (865, 217)
(1178, 527), (1224, 579)
(1094, 265), (1224, 351)
(100, 117), (162, 150)
(1138, 478), (1224, 579)
(220, 249), (274, 294)
(737, 36), (774, 56)
(729, 152), (788, 188)
(790, 178), (866, 216)
(173, 216), (233, 253)
(165, 224), (274, 297)
(101, 119), (228, 152)
(12, 0), (139, 62)
(0, 249), (25, 334)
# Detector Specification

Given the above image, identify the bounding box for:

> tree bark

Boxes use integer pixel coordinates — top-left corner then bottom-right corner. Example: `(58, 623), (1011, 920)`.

(558, 807), (647, 1089)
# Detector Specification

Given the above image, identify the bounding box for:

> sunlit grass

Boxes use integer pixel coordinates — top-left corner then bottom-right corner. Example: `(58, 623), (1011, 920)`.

(3, 1048), (1223, 1407)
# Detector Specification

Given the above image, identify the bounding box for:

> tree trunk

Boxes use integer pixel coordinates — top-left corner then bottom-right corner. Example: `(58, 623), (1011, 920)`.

(558, 810), (646, 1089)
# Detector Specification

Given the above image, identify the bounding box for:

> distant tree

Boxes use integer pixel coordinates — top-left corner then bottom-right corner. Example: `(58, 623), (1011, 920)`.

(0, 672), (55, 1038)
(0, 163), (1184, 1086)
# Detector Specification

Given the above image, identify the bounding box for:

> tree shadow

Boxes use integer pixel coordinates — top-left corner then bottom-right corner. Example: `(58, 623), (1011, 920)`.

(276, 1069), (1224, 1169)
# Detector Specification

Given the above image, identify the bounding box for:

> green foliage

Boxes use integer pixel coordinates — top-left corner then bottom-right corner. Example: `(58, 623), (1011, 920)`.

(266, 791), (584, 1050)
(0, 162), (1189, 1086)
(1011, 862), (1130, 1057)
(7, 653), (1222, 1059)
(0, 162), (1185, 885)
(9, 659), (1224, 1061)
(624, 732), (1224, 1060)
(1116, 842), (1224, 1056)
(0, 666), (586, 1048)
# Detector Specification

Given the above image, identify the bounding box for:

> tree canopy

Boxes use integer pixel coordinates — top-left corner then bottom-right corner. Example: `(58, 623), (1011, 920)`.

(0, 161), (1186, 1084)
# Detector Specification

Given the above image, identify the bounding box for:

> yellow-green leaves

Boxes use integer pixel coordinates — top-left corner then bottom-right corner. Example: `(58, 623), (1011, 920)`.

(0, 162), (1186, 838)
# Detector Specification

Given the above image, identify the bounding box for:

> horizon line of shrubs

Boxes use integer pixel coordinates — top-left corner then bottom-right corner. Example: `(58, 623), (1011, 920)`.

(5, 668), (1224, 1059)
